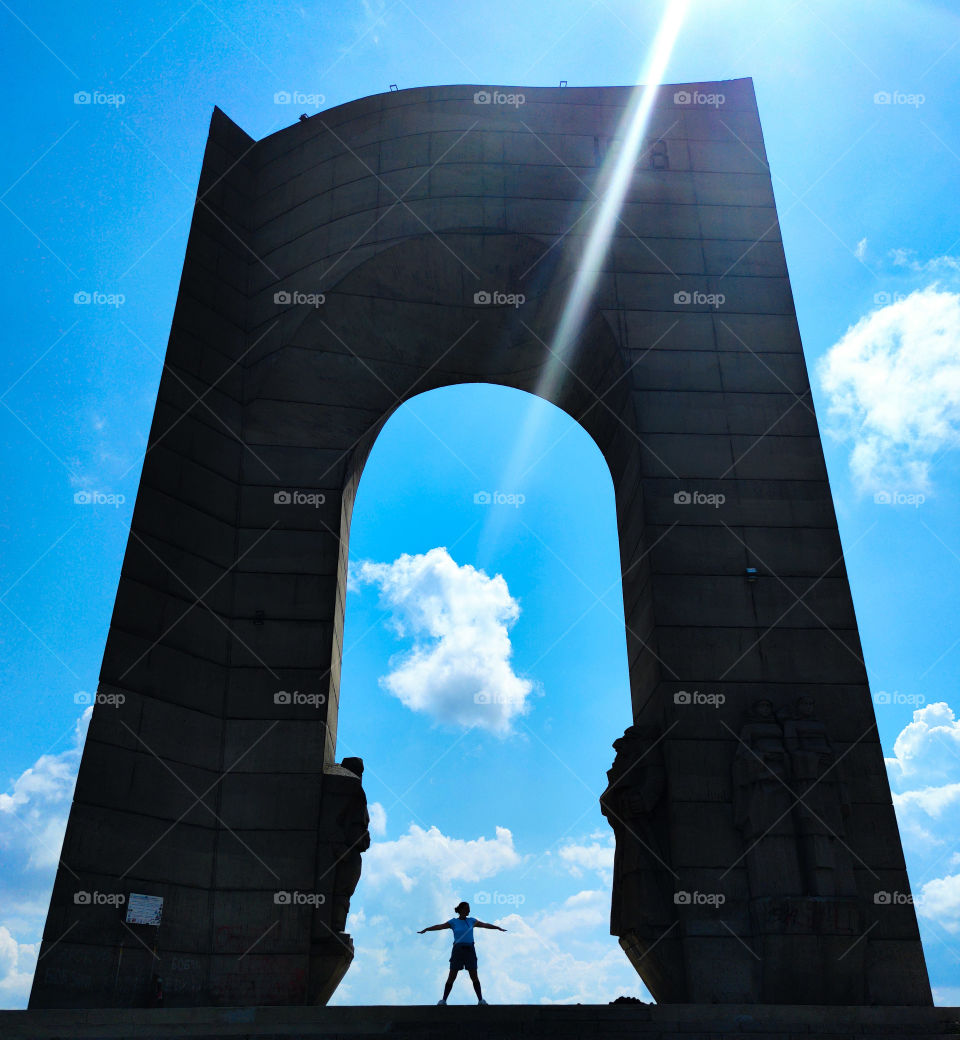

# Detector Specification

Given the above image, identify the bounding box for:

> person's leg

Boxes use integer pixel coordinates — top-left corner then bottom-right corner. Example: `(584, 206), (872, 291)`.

(468, 968), (482, 1000)
(442, 968), (457, 1001)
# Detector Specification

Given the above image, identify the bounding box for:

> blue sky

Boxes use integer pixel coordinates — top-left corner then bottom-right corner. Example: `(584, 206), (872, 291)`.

(2, 0), (960, 1009)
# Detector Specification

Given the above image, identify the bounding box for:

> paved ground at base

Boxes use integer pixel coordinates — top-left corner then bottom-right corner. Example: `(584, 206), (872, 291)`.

(2, 1003), (959, 1039)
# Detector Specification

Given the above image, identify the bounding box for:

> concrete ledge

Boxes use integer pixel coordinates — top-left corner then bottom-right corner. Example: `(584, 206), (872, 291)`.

(3, 1004), (958, 1039)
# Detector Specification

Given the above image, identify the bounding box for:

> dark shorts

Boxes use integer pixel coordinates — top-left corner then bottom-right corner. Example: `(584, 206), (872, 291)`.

(449, 943), (477, 972)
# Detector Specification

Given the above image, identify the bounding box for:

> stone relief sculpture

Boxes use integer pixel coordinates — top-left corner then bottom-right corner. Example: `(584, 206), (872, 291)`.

(780, 697), (856, 898)
(732, 696), (855, 900)
(331, 756), (372, 934)
(600, 725), (683, 1001)
(732, 698), (803, 896)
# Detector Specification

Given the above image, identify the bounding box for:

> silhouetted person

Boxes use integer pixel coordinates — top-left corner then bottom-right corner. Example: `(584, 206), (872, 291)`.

(418, 900), (506, 1004)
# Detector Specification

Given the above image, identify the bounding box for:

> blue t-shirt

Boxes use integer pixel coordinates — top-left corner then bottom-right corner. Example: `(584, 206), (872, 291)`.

(448, 917), (476, 944)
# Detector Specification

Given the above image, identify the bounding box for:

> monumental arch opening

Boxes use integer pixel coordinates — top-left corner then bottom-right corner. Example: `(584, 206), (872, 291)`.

(30, 79), (932, 1010)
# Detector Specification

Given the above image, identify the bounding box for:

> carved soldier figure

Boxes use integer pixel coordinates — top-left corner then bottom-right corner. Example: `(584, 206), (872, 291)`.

(732, 699), (802, 896)
(330, 757), (371, 933)
(781, 697), (855, 897)
(600, 725), (683, 1000)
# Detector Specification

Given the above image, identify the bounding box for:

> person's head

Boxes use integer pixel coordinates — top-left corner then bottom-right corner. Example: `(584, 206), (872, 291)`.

(797, 696), (816, 718)
(454, 901), (470, 917)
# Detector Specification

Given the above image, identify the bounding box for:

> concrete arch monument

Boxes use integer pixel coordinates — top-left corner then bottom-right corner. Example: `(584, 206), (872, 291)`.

(30, 79), (931, 1010)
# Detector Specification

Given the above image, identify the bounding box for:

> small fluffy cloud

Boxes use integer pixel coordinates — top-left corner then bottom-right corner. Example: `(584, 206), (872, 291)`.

(918, 874), (960, 934)
(0, 710), (89, 1008)
(557, 834), (615, 883)
(890, 249), (960, 275)
(368, 801), (387, 838)
(885, 703), (960, 940)
(0, 709), (89, 871)
(886, 702), (960, 788)
(818, 288), (960, 493)
(354, 548), (535, 734)
(363, 819), (522, 892)
(0, 927), (38, 1006)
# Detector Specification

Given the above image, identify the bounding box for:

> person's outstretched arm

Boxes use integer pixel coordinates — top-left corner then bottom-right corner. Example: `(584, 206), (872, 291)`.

(417, 922), (451, 934)
(474, 920), (507, 931)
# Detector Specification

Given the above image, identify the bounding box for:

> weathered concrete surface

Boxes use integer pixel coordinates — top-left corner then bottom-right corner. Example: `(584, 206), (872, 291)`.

(29, 78), (932, 1011)
(3, 1003), (959, 1039)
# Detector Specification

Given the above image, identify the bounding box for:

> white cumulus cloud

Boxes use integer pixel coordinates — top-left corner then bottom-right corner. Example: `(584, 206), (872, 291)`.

(353, 547), (535, 734)
(818, 287), (960, 493)
(0, 709), (89, 1007)
(363, 819), (522, 892)
(885, 702), (960, 939)
(368, 801), (387, 838)
(557, 834), (615, 883)
(918, 874), (960, 934)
